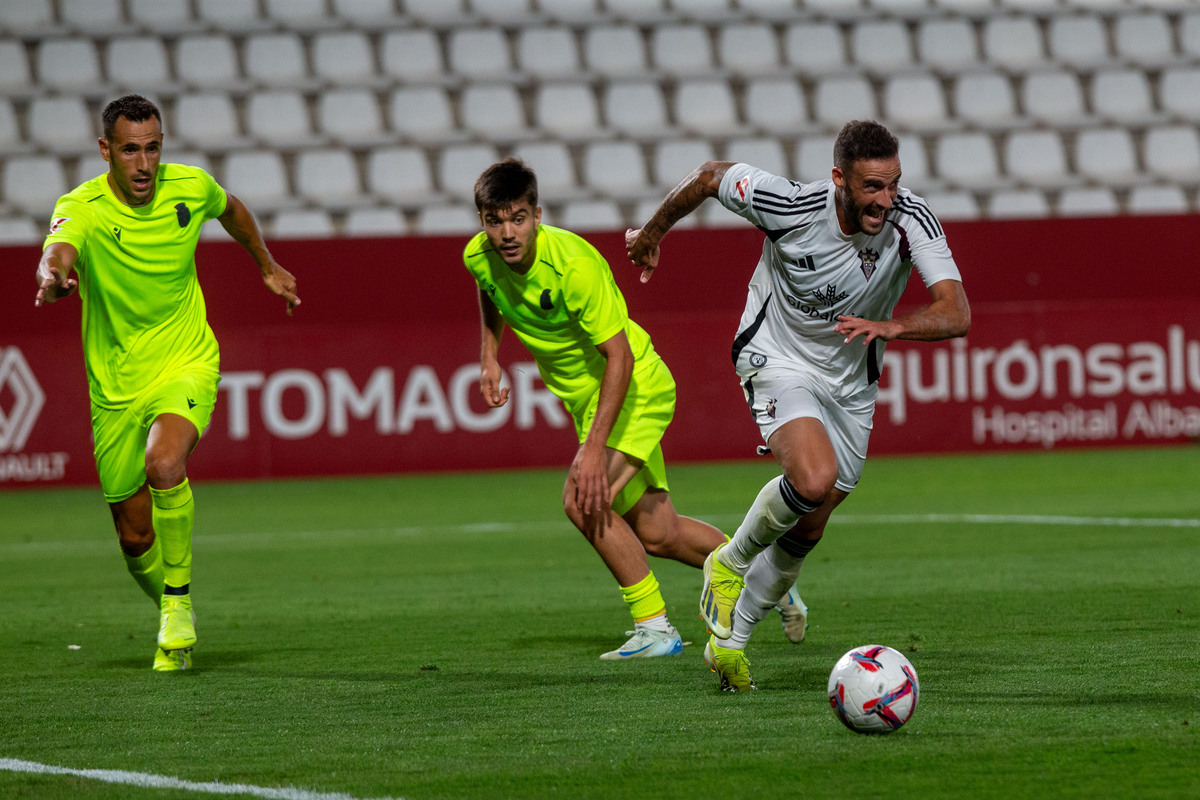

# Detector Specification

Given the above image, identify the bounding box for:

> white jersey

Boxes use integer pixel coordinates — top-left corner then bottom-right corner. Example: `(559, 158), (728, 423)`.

(718, 163), (962, 398)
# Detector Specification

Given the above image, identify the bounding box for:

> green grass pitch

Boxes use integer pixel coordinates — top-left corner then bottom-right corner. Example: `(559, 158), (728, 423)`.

(0, 446), (1196, 800)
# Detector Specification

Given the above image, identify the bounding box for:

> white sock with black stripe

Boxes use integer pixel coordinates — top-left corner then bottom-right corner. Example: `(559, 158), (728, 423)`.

(720, 476), (819, 573)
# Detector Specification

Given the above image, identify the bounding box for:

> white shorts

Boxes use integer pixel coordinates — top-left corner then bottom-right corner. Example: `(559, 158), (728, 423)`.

(739, 365), (876, 493)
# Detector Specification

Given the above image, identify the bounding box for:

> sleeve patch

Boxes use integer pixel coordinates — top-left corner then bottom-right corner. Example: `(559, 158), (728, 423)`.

(49, 216), (70, 234)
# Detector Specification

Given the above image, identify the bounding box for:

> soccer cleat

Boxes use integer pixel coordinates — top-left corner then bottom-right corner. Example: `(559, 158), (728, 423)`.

(153, 646), (192, 672)
(157, 593), (196, 651)
(599, 625), (684, 660)
(776, 585), (809, 644)
(703, 635), (756, 692)
(699, 543), (744, 640)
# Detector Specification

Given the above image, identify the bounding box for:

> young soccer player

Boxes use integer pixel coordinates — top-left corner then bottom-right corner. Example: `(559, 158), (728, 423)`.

(463, 159), (808, 659)
(627, 120), (972, 690)
(34, 94), (299, 671)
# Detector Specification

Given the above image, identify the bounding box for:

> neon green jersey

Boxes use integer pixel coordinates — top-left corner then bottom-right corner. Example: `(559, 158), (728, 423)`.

(44, 163), (227, 407)
(463, 224), (664, 416)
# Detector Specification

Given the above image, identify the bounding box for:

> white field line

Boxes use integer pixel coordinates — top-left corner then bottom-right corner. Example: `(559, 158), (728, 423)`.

(0, 758), (404, 800)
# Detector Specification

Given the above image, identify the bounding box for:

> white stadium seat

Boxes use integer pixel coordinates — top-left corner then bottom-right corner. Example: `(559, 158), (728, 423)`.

(312, 32), (375, 84)
(263, 0), (329, 27)
(718, 23), (781, 75)
(36, 38), (102, 90)
(0, 101), (22, 153)
(896, 135), (931, 192)
(0, 0), (53, 32)
(605, 0), (670, 21)
(437, 143), (501, 198)
(403, 0), (468, 24)
(982, 17), (1045, 70)
(1074, 128), (1139, 184)
(1003, 130), (1069, 187)
(128, 0), (195, 31)
(1182, 12), (1200, 59)
(559, 199), (623, 232)
(28, 97), (95, 153)
(271, 209), (334, 239)
(74, 154), (111, 187)
(460, 85), (529, 138)
(1158, 67), (1200, 120)
(651, 24), (715, 75)
(244, 34), (308, 84)
(784, 22), (848, 76)
(921, 189), (981, 221)
(388, 87), (456, 142)
(0, 215), (40, 245)
(380, 30), (443, 84)
(1057, 187), (1118, 218)
(604, 81), (669, 137)
(246, 91), (313, 146)
(0, 42), (31, 94)
(366, 146), (434, 205)
(744, 77), (808, 135)
(794, 135), (837, 184)
(538, 0), (604, 23)
(195, 0), (265, 30)
(175, 93), (241, 147)
(883, 73), (949, 130)
(512, 140), (578, 196)
(472, 0), (536, 23)
(534, 83), (601, 139)
(989, 188), (1049, 219)
(1127, 185), (1189, 215)
(517, 27), (580, 75)
(917, 18), (979, 72)
(1022, 70), (1089, 126)
(319, 89), (386, 144)
(582, 140), (648, 197)
(725, 137), (788, 178)
(675, 78), (739, 136)
(414, 205), (481, 236)
(106, 37), (171, 89)
(1048, 15), (1110, 69)
(345, 207), (408, 237)
(954, 72), (1018, 128)
(850, 20), (914, 75)
(1090, 69), (1155, 124)
(1142, 125), (1200, 181)
(813, 75), (877, 128)
(652, 138), (716, 188)
(61, 0), (123, 31)
(1114, 12), (1175, 66)
(448, 28), (512, 78)
(331, 0), (395, 27)
(935, 132), (1000, 185)
(583, 26), (647, 77)
(175, 36), (240, 87)
(221, 150), (292, 209)
(295, 148), (361, 205)
(3, 156), (67, 216)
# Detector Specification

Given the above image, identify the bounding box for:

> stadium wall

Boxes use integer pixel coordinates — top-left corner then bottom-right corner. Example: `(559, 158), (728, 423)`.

(2, 214), (1199, 489)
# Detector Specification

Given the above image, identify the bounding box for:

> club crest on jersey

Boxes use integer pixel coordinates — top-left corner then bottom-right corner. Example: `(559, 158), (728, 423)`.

(175, 202), (191, 228)
(49, 216), (70, 234)
(764, 398), (777, 419)
(858, 248), (879, 280)
(539, 288), (554, 310)
(749, 352), (767, 368)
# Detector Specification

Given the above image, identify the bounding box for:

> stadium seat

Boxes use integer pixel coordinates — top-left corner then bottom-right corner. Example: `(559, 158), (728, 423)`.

(403, 0), (468, 24)
(794, 135), (837, 183)
(559, 199), (623, 232)
(262, 0), (331, 29)
(460, 84), (530, 139)
(1074, 128), (1139, 184)
(1114, 12), (1174, 66)
(718, 22), (781, 75)
(537, 0), (603, 23)
(164, 150), (211, 174)
(312, 32), (375, 84)
(988, 188), (1049, 219)
(388, 87), (457, 142)
(1022, 70), (1089, 127)
(0, 0), (53, 32)
(744, 77), (808, 135)
(675, 78), (740, 136)
(1057, 187), (1118, 217)
(916, 18), (979, 72)
(921, 189), (981, 220)
(604, 81), (670, 137)
(1182, 12), (1200, 59)
(330, 0), (395, 27)
(1126, 185), (1189, 215)
(675, 0), (738, 22)
(783, 22), (847, 76)
(414, 205), (481, 235)
(437, 143), (501, 198)
(605, 0), (670, 21)
(448, 28), (513, 78)
(534, 83), (601, 139)
(737, 0), (803, 20)
(0, 101), (21, 154)
(850, 20), (914, 76)
(725, 137), (788, 177)
(244, 34), (308, 85)
(271, 208), (334, 239)
(1003, 130), (1069, 188)
(953, 72), (1018, 128)
(935, 132), (1000, 186)
(2, 155), (67, 217)
(106, 37), (171, 90)
(516, 27), (580, 75)
(344, 206), (408, 236)
(74, 153), (110, 186)
(61, 0), (125, 34)
(582, 140), (648, 198)
(651, 24), (715, 75)
(1090, 69), (1156, 124)
(883, 73), (949, 131)
(803, 0), (865, 14)
(294, 148), (361, 206)
(1048, 15), (1110, 69)
(511, 140), (578, 196)
(246, 91), (313, 147)
(652, 138), (716, 188)
(28, 98), (95, 154)
(868, 0), (932, 12)
(0, 42), (31, 94)
(175, 35), (240, 87)
(897, 134), (932, 192)
(471, 0), (536, 23)
(1142, 125), (1200, 181)
(174, 93), (241, 148)
(380, 30), (443, 84)
(36, 38), (102, 90)
(0, 215), (40, 245)
(583, 25), (647, 77)
(982, 17), (1045, 70)
(1157, 67), (1200, 120)
(319, 89), (387, 145)
(195, 0), (265, 30)
(813, 75), (877, 128)
(365, 147), (434, 208)
(220, 150), (292, 209)
(128, 0), (196, 32)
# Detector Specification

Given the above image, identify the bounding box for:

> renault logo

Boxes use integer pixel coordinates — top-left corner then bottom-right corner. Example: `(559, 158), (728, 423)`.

(0, 348), (45, 452)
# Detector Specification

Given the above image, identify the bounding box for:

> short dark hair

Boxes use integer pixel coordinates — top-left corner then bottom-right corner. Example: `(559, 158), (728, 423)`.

(474, 158), (538, 213)
(102, 94), (162, 141)
(833, 120), (899, 174)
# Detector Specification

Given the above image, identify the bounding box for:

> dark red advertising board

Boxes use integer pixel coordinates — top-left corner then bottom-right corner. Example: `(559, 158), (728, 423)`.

(3, 215), (1198, 489)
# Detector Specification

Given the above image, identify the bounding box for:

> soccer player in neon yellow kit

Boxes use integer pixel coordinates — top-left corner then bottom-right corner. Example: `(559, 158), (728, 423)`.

(34, 94), (300, 671)
(464, 159), (807, 659)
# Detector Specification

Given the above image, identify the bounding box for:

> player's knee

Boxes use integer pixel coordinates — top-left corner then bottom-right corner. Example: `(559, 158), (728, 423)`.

(144, 453), (186, 490)
(782, 466), (836, 506)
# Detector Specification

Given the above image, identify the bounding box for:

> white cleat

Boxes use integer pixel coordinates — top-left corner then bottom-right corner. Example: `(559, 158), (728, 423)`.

(599, 625), (684, 660)
(776, 585), (809, 644)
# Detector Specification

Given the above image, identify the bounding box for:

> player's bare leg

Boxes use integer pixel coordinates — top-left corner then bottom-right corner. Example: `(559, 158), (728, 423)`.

(621, 489), (725, 568)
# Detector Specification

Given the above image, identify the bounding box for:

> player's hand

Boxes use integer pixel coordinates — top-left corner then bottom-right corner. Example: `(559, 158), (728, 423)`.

(567, 442), (610, 518)
(34, 267), (77, 306)
(625, 228), (661, 283)
(834, 315), (896, 345)
(262, 262), (301, 315)
(480, 363), (509, 408)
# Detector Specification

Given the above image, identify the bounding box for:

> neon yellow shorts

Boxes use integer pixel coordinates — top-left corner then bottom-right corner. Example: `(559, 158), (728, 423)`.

(575, 357), (675, 515)
(91, 366), (219, 503)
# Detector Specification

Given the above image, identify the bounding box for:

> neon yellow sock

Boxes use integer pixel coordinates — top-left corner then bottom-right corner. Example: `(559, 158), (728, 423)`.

(122, 537), (164, 606)
(150, 479), (194, 591)
(620, 572), (667, 625)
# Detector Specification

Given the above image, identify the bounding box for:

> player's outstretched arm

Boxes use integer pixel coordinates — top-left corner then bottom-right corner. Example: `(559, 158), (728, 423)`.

(835, 279), (971, 346)
(477, 288), (509, 408)
(626, 160), (733, 283)
(218, 192), (301, 315)
(34, 242), (79, 307)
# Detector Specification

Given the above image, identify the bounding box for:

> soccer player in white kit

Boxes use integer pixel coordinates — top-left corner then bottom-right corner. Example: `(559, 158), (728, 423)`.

(626, 121), (971, 691)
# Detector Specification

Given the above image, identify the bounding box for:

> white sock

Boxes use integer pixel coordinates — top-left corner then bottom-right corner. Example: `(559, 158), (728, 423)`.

(724, 544), (805, 650)
(721, 476), (817, 573)
(637, 613), (671, 633)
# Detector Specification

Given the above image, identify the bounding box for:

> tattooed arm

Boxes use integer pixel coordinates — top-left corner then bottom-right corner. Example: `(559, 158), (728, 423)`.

(625, 160), (734, 283)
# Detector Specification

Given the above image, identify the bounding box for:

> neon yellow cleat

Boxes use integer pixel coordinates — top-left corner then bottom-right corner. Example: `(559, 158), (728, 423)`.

(776, 585), (809, 644)
(153, 646), (192, 672)
(158, 593), (196, 651)
(699, 543), (744, 640)
(703, 635), (755, 692)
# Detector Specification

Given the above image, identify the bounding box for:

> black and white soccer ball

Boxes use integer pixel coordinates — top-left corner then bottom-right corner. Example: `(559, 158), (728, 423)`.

(827, 644), (920, 734)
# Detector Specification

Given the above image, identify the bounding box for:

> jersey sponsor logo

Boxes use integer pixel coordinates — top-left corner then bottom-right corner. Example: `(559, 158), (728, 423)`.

(858, 248), (879, 280)
(736, 177), (749, 201)
(175, 202), (191, 228)
(539, 288), (554, 310)
(811, 283), (849, 308)
(48, 216), (70, 234)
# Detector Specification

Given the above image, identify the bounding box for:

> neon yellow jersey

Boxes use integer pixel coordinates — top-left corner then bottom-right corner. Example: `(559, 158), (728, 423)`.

(44, 163), (227, 407)
(463, 224), (663, 416)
